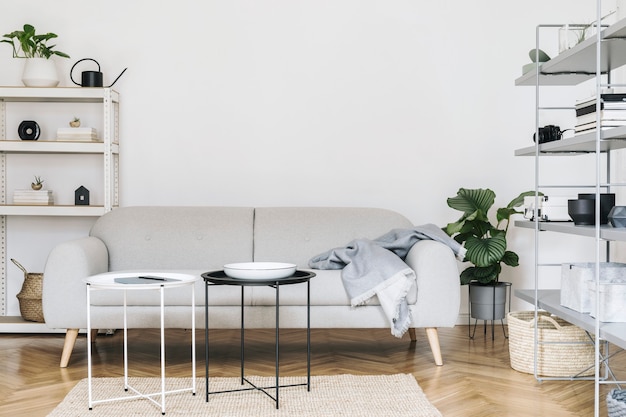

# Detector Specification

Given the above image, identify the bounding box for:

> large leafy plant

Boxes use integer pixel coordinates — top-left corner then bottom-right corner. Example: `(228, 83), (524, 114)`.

(1, 24), (69, 59)
(445, 188), (537, 285)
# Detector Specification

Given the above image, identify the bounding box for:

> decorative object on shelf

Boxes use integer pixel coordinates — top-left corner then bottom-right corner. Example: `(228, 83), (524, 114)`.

(69, 117), (80, 128)
(507, 310), (594, 377)
(561, 262), (626, 313)
(75, 185), (89, 205)
(568, 198), (595, 225)
(522, 48), (550, 75)
(18, 120), (40, 140)
(609, 206), (626, 228)
(588, 278), (626, 322)
(14, 189), (53, 205)
(559, 23), (591, 53)
(1, 24), (70, 87)
(31, 175), (43, 190)
(523, 195), (572, 222)
(532, 124), (563, 144)
(11, 258), (44, 323)
(56, 127), (98, 142)
(578, 193), (615, 224)
(567, 193), (615, 225)
(70, 58), (127, 88)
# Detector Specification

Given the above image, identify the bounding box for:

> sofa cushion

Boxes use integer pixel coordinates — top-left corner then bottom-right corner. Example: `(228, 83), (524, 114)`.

(90, 206), (255, 271)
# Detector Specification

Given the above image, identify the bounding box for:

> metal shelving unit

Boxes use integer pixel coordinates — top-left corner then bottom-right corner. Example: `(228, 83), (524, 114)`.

(0, 87), (120, 332)
(514, 8), (626, 416)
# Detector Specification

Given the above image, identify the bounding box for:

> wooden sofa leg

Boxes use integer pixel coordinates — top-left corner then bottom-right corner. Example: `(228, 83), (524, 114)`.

(408, 328), (416, 341)
(60, 329), (79, 368)
(425, 327), (443, 366)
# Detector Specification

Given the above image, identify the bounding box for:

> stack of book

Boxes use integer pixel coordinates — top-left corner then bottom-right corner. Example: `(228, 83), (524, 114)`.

(575, 93), (626, 133)
(56, 127), (99, 141)
(13, 189), (53, 205)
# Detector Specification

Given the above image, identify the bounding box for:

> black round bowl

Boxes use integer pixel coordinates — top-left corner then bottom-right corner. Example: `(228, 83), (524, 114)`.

(568, 199), (596, 225)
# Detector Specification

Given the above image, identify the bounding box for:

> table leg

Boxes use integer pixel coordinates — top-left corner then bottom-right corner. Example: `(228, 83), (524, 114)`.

(307, 279), (311, 391)
(241, 286), (245, 385)
(275, 282), (280, 409)
(205, 281), (209, 402)
(124, 290), (129, 391)
(191, 282), (196, 395)
(160, 285), (166, 415)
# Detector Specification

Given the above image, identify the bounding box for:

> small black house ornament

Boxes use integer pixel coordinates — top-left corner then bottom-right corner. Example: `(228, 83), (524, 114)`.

(75, 186), (90, 205)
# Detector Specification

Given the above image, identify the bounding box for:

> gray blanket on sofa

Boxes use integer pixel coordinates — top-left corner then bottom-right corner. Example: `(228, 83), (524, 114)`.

(308, 224), (465, 338)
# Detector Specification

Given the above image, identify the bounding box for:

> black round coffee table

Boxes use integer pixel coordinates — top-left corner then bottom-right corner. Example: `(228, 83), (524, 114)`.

(201, 269), (315, 409)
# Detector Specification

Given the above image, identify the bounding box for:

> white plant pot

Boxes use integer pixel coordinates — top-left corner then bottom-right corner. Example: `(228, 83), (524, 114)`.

(22, 58), (59, 87)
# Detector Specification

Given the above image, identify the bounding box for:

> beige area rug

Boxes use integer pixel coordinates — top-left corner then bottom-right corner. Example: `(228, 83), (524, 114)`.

(47, 374), (442, 416)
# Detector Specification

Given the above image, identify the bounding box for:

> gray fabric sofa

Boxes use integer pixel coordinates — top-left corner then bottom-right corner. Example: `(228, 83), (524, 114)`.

(43, 206), (461, 368)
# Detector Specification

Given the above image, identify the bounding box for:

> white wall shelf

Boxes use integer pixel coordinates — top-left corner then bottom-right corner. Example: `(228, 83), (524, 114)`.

(515, 18), (626, 87)
(515, 126), (626, 156)
(0, 140), (119, 154)
(0, 87), (120, 333)
(515, 220), (626, 240)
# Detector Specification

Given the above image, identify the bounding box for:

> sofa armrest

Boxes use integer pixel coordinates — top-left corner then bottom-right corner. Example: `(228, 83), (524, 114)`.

(42, 236), (109, 329)
(405, 240), (461, 327)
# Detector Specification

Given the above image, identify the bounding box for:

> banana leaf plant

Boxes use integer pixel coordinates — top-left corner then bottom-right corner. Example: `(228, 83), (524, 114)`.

(444, 188), (538, 285)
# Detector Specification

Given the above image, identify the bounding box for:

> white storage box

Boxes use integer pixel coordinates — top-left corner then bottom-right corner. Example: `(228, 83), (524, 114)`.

(588, 279), (626, 322)
(560, 262), (626, 313)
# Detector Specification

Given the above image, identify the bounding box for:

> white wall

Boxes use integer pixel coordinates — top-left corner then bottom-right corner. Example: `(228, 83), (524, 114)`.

(0, 1), (615, 318)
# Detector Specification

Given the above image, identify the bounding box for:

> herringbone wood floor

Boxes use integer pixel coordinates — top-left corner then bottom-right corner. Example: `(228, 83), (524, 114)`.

(0, 326), (623, 416)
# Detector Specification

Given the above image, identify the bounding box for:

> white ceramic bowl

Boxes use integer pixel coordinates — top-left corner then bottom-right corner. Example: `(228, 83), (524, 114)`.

(223, 262), (297, 280)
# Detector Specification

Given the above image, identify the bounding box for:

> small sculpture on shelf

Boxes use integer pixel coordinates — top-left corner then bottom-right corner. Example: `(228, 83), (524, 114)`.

(31, 176), (43, 190)
(75, 185), (89, 205)
(69, 117), (80, 128)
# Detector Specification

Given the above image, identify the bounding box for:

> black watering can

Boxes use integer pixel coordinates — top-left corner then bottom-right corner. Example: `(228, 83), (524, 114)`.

(70, 58), (127, 88)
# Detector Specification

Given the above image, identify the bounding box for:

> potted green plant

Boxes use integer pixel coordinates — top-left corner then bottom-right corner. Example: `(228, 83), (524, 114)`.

(1, 24), (70, 87)
(444, 187), (537, 321)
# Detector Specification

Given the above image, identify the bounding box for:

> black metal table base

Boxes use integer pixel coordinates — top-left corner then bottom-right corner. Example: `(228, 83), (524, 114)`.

(203, 270), (314, 409)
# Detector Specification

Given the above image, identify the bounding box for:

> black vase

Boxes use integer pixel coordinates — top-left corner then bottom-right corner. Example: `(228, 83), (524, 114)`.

(577, 193), (616, 224)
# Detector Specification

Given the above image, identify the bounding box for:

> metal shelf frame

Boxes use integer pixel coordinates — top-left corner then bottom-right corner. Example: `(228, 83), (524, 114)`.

(0, 87), (120, 331)
(514, 6), (626, 415)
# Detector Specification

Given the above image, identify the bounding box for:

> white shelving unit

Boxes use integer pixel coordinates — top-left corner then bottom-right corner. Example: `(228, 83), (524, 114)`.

(0, 87), (119, 332)
(514, 9), (626, 416)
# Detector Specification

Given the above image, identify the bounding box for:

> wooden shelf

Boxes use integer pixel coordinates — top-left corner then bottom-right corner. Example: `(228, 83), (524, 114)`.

(0, 140), (118, 154)
(0, 205), (110, 216)
(0, 87), (119, 103)
(0, 316), (67, 333)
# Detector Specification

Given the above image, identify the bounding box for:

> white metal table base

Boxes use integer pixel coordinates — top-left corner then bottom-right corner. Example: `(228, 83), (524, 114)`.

(86, 281), (196, 415)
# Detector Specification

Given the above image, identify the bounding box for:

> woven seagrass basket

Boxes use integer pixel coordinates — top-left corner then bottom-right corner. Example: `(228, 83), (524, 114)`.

(12, 259), (44, 323)
(507, 310), (594, 377)
(607, 389), (626, 417)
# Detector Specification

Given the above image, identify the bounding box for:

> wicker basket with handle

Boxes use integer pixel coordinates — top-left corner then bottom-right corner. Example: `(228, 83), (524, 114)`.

(12, 258), (44, 323)
(508, 310), (595, 377)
